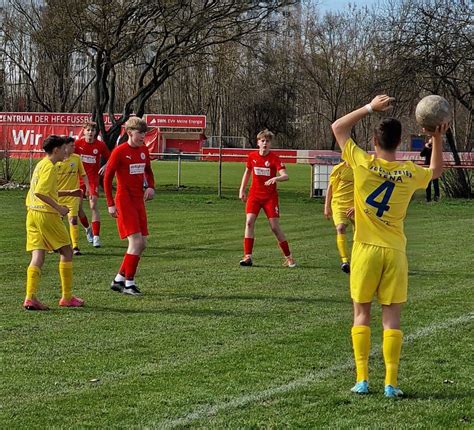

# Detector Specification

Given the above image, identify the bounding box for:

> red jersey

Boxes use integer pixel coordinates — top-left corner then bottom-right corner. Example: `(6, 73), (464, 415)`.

(247, 151), (285, 198)
(74, 138), (110, 182)
(104, 143), (155, 207)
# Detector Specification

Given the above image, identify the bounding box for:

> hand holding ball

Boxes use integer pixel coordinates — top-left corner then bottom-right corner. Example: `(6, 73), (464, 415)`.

(415, 95), (451, 133)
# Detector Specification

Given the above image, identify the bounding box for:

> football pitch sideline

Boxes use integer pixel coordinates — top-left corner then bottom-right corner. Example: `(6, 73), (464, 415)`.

(1, 162), (473, 428)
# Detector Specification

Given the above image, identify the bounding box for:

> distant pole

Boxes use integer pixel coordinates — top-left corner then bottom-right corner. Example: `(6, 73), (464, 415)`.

(217, 101), (223, 198)
(177, 152), (182, 188)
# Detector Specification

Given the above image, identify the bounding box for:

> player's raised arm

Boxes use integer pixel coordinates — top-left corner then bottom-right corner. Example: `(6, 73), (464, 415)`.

(331, 95), (395, 151)
(426, 123), (449, 179)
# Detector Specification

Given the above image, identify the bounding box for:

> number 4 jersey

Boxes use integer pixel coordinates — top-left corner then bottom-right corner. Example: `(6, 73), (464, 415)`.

(343, 138), (432, 252)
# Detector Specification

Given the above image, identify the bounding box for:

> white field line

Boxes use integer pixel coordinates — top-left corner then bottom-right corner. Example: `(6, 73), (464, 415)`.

(156, 312), (474, 429)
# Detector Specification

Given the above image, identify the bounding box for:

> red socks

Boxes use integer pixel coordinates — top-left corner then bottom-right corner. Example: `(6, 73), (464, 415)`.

(92, 221), (100, 236)
(244, 237), (254, 256)
(279, 240), (291, 257)
(119, 253), (141, 280)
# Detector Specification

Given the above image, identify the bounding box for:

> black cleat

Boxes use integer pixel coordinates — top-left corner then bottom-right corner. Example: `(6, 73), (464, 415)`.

(73, 247), (82, 256)
(239, 256), (253, 267)
(122, 284), (142, 296)
(111, 280), (125, 293)
(341, 262), (350, 274)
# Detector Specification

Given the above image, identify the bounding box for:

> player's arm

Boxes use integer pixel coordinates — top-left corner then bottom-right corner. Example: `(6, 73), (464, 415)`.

(427, 123), (449, 179)
(331, 95), (395, 151)
(103, 152), (118, 216)
(324, 184), (333, 219)
(34, 193), (69, 217)
(58, 189), (82, 198)
(144, 155), (155, 201)
(264, 168), (288, 186)
(98, 143), (111, 175)
(239, 168), (251, 202)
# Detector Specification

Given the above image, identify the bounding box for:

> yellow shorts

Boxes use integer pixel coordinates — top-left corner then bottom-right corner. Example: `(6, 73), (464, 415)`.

(58, 196), (80, 217)
(331, 203), (351, 226)
(26, 210), (71, 251)
(350, 242), (408, 305)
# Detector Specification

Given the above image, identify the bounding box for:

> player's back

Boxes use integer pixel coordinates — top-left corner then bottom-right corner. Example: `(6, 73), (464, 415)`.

(344, 139), (431, 252)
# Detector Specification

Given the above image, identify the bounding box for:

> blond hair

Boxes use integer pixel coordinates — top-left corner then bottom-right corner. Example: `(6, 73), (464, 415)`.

(82, 121), (97, 131)
(125, 117), (148, 133)
(256, 129), (274, 140)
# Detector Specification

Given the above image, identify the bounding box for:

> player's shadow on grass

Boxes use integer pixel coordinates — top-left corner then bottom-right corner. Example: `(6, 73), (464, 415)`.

(163, 292), (346, 304)
(82, 305), (242, 317)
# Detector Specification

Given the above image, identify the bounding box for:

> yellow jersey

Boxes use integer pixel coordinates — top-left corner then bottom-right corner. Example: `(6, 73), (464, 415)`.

(330, 162), (354, 209)
(26, 157), (59, 213)
(343, 138), (432, 252)
(57, 153), (85, 190)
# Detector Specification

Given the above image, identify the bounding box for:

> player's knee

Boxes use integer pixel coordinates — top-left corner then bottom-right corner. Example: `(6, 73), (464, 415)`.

(69, 217), (78, 225)
(336, 224), (346, 234)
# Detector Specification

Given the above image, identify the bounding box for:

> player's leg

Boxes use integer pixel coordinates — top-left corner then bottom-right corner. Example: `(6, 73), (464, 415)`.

(69, 216), (81, 255)
(78, 189), (93, 243)
(57, 244), (83, 307)
(121, 233), (146, 296)
(24, 249), (48, 310)
(426, 181), (432, 202)
(350, 243), (382, 393)
(89, 194), (101, 247)
(335, 222), (350, 273)
(241, 197), (259, 266)
(351, 301), (371, 394)
(267, 217), (296, 268)
(379, 248), (407, 397)
(433, 178), (440, 201)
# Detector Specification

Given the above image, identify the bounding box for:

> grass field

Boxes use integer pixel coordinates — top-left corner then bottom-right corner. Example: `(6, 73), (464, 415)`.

(1, 161), (473, 429)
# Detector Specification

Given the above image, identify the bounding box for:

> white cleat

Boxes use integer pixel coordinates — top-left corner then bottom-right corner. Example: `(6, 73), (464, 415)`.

(85, 226), (93, 243)
(93, 235), (101, 248)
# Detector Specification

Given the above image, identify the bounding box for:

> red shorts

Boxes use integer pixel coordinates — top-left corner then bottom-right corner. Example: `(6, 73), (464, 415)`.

(116, 194), (148, 240)
(245, 194), (280, 218)
(81, 179), (99, 198)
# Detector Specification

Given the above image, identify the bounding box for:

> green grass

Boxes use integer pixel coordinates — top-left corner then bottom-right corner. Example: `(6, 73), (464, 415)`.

(1, 161), (473, 429)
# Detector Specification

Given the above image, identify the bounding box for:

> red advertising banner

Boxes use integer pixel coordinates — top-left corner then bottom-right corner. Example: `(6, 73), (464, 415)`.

(145, 114), (206, 129)
(0, 112), (122, 125)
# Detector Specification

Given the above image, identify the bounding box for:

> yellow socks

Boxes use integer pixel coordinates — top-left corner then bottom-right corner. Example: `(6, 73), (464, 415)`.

(352, 325), (371, 382)
(383, 329), (403, 386)
(26, 266), (41, 299)
(336, 233), (348, 263)
(70, 224), (79, 249)
(59, 261), (73, 300)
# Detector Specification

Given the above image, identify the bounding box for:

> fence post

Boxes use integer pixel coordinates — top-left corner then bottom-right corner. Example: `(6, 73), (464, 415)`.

(177, 152), (182, 188)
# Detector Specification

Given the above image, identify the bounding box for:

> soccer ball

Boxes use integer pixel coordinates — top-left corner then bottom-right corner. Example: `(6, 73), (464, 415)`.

(415, 95), (451, 132)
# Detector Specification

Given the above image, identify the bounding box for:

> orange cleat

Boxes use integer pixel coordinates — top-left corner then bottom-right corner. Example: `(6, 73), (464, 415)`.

(23, 298), (49, 311)
(59, 296), (85, 307)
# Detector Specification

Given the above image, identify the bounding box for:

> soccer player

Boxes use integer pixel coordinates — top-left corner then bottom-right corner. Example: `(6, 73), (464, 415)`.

(238, 129), (296, 268)
(324, 161), (354, 273)
(24, 135), (85, 310)
(331, 94), (446, 397)
(57, 137), (90, 255)
(104, 117), (155, 296)
(74, 121), (110, 248)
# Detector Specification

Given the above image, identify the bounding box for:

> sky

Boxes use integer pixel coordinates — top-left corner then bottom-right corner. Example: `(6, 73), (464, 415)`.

(317, 0), (381, 13)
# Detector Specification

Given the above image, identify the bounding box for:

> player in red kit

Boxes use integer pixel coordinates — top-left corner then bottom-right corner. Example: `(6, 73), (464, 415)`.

(238, 129), (296, 268)
(74, 121), (110, 248)
(104, 117), (155, 296)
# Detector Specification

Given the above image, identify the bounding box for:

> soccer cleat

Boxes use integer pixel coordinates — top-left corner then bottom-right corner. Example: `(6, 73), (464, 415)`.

(384, 385), (404, 398)
(93, 236), (101, 248)
(351, 380), (369, 394)
(283, 256), (297, 268)
(23, 298), (49, 311)
(239, 256), (253, 267)
(111, 280), (125, 293)
(122, 284), (142, 296)
(85, 226), (93, 243)
(59, 296), (85, 307)
(341, 262), (350, 274)
(73, 247), (82, 256)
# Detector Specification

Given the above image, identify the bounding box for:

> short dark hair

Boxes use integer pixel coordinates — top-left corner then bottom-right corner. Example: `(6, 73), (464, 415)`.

(374, 118), (402, 151)
(43, 135), (66, 154)
(65, 136), (75, 144)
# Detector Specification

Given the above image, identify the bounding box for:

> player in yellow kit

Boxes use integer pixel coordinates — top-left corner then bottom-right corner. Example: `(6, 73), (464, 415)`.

(24, 135), (85, 310)
(324, 161), (354, 273)
(57, 137), (90, 256)
(331, 95), (447, 397)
